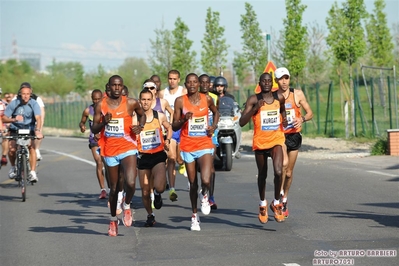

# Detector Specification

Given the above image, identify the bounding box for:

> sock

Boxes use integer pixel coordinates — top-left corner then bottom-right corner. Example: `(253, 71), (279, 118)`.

(110, 216), (118, 221)
(170, 187), (175, 191)
(123, 202), (131, 209)
(282, 197), (287, 203)
(192, 213), (197, 219)
(280, 190), (284, 197)
(259, 200), (267, 206)
(118, 191), (123, 201)
(150, 192), (155, 201)
(274, 199), (280, 205)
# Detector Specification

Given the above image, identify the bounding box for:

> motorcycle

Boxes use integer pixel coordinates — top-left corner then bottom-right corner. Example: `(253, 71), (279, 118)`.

(214, 96), (242, 171)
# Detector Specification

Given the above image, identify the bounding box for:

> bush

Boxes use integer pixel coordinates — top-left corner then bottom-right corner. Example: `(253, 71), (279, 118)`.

(371, 138), (388, 155)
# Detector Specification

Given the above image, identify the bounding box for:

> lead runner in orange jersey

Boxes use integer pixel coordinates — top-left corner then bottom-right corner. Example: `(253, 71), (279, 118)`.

(239, 72), (288, 224)
(172, 73), (219, 231)
(92, 75), (146, 237)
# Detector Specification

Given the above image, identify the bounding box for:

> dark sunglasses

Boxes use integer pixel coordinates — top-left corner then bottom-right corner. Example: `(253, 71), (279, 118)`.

(145, 87), (156, 90)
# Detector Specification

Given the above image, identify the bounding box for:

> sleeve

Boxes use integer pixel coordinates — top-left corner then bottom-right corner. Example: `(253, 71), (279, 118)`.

(31, 100), (42, 116)
(36, 96), (45, 108)
(4, 100), (16, 117)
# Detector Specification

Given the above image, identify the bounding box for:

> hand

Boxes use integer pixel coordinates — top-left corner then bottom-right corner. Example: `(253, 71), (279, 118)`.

(35, 131), (44, 139)
(130, 125), (142, 135)
(103, 112), (112, 125)
(164, 140), (170, 152)
(252, 99), (265, 113)
(80, 125), (86, 133)
(282, 117), (288, 128)
(15, 115), (23, 122)
(94, 133), (101, 141)
(206, 125), (216, 136)
(184, 112), (193, 121)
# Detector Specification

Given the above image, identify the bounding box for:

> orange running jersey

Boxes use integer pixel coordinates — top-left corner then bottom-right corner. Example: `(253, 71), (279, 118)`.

(252, 95), (285, 150)
(180, 94), (213, 152)
(137, 110), (165, 154)
(284, 88), (302, 134)
(99, 96), (137, 157)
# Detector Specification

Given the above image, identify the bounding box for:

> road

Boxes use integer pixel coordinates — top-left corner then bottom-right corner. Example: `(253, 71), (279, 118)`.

(0, 137), (398, 266)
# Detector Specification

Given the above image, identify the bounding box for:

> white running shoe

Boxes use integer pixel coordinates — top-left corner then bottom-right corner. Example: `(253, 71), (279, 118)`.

(8, 166), (16, 179)
(190, 215), (201, 231)
(199, 190), (211, 215)
(28, 170), (38, 183)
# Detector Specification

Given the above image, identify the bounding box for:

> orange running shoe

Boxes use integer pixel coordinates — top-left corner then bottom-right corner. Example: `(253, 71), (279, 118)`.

(258, 205), (268, 224)
(270, 201), (285, 223)
(108, 220), (118, 237)
(282, 201), (289, 218)
(122, 208), (133, 227)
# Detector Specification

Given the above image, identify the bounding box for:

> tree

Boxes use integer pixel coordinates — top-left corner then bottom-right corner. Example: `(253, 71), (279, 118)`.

(0, 59), (33, 93)
(282, 0), (308, 85)
(393, 23), (399, 73)
(232, 51), (249, 88)
(74, 64), (86, 95)
(326, 0), (368, 136)
(172, 17), (197, 79)
(92, 64), (108, 91)
(239, 2), (267, 82)
(148, 21), (174, 81)
(306, 21), (329, 84)
(118, 57), (152, 97)
(200, 7), (229, 75)
(365, 0), (394, 67)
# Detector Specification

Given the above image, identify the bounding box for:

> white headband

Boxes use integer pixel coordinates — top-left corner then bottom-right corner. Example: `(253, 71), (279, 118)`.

(143, 82), (157, 89)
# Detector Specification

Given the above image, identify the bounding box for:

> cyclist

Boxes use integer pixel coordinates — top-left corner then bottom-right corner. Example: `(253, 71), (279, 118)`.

(2, 82), (43, 182)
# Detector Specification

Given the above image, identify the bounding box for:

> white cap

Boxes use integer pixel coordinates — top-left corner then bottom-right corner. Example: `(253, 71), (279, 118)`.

(274, 67), (290, 79)
(142, 82), (157, 89)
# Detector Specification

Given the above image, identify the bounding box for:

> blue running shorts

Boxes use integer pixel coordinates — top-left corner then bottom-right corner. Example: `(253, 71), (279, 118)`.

(103, 149), (138, 167)
(180, 148), (214, 163)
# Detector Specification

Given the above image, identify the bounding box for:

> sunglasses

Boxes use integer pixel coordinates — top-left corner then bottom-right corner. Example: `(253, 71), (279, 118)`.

(145, 87), (156, 90)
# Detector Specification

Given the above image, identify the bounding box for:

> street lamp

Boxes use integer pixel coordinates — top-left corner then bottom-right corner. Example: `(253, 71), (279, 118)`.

(261, 32), (271, 62)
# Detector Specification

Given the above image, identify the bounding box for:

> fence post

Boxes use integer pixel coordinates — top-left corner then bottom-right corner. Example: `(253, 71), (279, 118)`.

(317, 83), (320, 135)
(371, 78), (375, 138)
(387, 76), (393, 129)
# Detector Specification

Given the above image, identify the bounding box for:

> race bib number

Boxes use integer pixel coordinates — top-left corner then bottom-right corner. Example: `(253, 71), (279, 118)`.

(285, 108), (296, 129)
(140, 129), (162, 151)
(260, 109), (280, 131)
(188, 115), (207, 137)
(104, 118), (124, 138)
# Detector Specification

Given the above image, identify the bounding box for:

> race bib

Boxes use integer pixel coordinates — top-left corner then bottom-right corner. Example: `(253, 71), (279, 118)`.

(188, 115), (207, 137)
(260, 109), (280, 131)
(140, 129), (162, 151)
(285, 108), (296, 129)
(104, 118), (124, 137)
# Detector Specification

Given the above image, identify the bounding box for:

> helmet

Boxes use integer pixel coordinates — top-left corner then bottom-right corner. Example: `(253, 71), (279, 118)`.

(213, 76), (228, 93)
(209, 76), (216, 84)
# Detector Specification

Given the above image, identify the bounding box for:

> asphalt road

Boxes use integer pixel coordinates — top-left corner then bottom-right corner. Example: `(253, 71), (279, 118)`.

(0, 137), (398, 266)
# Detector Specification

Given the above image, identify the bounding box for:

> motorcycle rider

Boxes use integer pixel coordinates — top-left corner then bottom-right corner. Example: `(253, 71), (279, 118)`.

(213, 76), (235, 101)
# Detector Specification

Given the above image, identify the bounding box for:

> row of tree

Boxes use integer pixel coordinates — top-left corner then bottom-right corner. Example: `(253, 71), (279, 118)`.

(0, 0), (397, 100)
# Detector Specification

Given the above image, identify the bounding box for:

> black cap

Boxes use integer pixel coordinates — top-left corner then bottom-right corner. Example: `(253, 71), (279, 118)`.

(20, 82), (32, 89)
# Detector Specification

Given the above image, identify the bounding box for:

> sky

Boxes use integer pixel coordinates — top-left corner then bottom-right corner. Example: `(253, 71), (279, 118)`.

(1, 0), (398, 72)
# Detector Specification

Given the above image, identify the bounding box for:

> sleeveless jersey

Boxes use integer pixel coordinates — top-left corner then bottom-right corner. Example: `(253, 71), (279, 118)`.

(284, 88), (302, 133)
(152, 98), (164, 113)
(252, 94), (285, 150)
(99, 97), (137, 157)
(138, 110), (165, 153)
(207, 92), (218, 126)
(180, 94), (213, 152)
(163, 85), (184, 121)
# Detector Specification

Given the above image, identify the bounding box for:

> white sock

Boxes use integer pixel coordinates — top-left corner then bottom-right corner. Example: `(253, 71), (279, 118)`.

(282, 197), (287, 203)
(123, 202), (131, 210)
(192, 213), (197, 219)
(150, 192), (155, 201)
(118, 191), (123, 201)
(274, 199), (280, 205)
(259, 200), (267, 207)
(280, 190), (284, 197)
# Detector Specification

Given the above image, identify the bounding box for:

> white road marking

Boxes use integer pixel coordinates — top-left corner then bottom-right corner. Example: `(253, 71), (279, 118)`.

(283, 263), (301, 266)
(367, 170), (397, 177)
(48, 150), (96, 166)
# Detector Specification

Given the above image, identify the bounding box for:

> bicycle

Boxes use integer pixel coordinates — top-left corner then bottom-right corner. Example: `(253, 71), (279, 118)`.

(5, 129), (38, 202)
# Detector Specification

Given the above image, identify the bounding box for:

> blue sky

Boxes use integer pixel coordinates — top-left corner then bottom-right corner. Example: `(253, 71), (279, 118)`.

(1, 0), (398, 72)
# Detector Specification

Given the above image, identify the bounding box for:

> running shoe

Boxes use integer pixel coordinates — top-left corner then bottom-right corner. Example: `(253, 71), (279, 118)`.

(8, 166), (16, 179)
(209, 196), (218, 210)
(122, 208), (133, 227)
(28, 170), (38, 183)
(178, 164), (186, 175)
(190, 214), (201, 231)
(270, 201), (285, 223)
(154, 193), (163, 210)
(1, 155), (7, 166)
(282, 201), (289, 218)
(144, 214), (156, 227)
(258, 205), (268, 224)
(108, 220), (118, 237)
(99, 189), (107, 199)
(199, 190), (211, 215)
(169, 188), (178, 202)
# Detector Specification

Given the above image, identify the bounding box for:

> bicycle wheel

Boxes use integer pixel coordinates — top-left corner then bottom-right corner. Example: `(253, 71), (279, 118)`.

(21, 154), (28, 202)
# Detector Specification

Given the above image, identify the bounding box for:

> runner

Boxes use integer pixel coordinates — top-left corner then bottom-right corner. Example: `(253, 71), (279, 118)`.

(172, 73), (219, 231)
(92, 75), (146, 237)
(275, 67), (313, 218)
(137, 88), (172, 227)
(239, 72), (288, 224)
